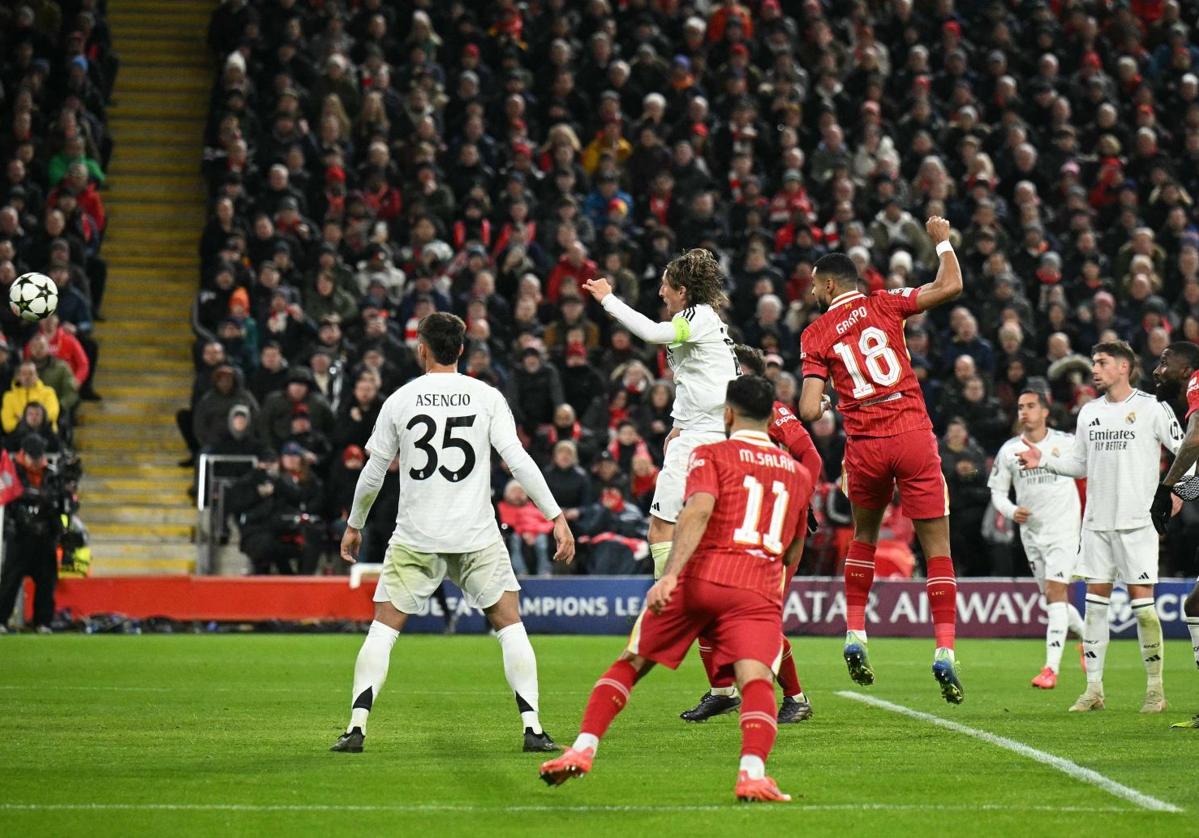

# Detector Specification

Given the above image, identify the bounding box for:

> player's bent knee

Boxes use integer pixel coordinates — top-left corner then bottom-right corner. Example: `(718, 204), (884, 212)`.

(617, 650), (654, 674)
(373, 601), (408, 631)
(482, 590), (522, 630)
(1043, 581), (1069, 602)
(732, 659), (772, 688)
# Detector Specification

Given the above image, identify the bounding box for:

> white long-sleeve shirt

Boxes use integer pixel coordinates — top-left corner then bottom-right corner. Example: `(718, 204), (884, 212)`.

(988, 430), (1081, 547)
(349, 373), (561, 552)
(1040, 390), (1182, 532)
(600, 295), (738, 433)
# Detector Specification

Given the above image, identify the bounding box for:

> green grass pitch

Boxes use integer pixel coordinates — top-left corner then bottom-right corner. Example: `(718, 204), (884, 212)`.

(2, 634), (1195, 837)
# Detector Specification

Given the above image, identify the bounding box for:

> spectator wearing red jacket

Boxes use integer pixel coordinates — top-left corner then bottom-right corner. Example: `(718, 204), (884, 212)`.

(498, 480), (555, 575)
(27, 316), (89, 387)
(545, 240), (598, 303)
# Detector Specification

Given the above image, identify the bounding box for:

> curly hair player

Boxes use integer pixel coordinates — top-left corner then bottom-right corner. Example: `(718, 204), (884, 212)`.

(584, 248), (740, 576)
(798, 216), (965, 703)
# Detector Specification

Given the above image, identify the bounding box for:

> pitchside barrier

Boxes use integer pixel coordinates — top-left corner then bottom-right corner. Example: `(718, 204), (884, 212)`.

(41, 575), (1196, 638)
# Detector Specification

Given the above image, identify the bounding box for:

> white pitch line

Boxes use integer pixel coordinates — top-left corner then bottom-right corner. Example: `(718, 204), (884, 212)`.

(836, 691), (1182, 814)
(0, 802), (1136, 815)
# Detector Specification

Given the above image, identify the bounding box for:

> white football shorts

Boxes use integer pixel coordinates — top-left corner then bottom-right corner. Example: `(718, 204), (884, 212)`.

(648, 429), (725, 524)
(1077, 526), (1159, 586)
(373, 538), (518, 614)
(1022, 533), (1080, 591)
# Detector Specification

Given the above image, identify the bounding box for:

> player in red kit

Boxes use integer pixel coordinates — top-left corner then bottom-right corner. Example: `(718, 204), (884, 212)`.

(539, 376), (814, 802)
(681, 346), (822, 724)
(798, 216), (965, 703)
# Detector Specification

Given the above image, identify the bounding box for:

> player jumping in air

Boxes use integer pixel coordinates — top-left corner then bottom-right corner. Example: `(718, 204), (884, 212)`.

(331, 313), (575, 753)
(1020, 341), (1180, 713)
(539, 376), (814, 802)
(988, 390), (1085, 689)
(798, 216), (965, 703)
(1149, 341), (1199, 728)
(583, 249), (740, 584)
(680, 345), (822, 724)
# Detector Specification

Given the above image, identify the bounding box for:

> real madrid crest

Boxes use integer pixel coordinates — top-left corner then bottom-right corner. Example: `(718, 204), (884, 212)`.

(1125, 412), (1136, 424)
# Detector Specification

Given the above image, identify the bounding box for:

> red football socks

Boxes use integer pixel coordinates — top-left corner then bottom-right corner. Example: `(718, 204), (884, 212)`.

(699, 637), (735, 689)
(776, 637), (802, 696)
(580, 659), (640, 739)
(925, 556), (957, 650)
(844, 540), (877, 633)
(738, 678), (778, 761)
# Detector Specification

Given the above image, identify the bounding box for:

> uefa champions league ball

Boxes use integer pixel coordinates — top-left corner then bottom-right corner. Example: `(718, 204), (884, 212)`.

(9, 272), (59, 322)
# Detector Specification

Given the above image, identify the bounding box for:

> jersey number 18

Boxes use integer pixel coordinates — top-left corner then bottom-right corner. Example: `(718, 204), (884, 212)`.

(831, 327), (901, 398)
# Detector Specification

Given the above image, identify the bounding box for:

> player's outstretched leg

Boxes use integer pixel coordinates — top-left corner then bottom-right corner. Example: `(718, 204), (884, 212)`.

(775, 637), (812, 723)
(331, 618), (401, 752)
(1071, 592), (1109, 712)
(1131, 596), (1167, 713)
(680, 638), (741, 722)
(734, 675), (789, 802)
(540, 657), (646, 786)
(843, 540), (877, 686)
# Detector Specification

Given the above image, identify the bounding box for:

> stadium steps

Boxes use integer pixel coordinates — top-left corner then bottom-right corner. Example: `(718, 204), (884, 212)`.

(75, 0), (213, 576)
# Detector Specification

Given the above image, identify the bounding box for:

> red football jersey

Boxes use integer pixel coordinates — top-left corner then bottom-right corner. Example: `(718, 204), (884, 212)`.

(770, 401), (823, 482)
(680, 430), (814, 606)
(801, 287), (932, 437)
(1186, 370), (1199, 421)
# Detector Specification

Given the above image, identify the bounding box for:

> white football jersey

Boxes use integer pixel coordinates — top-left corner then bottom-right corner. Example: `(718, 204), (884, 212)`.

(364, 373), (561, 553)
(989, 430), (1081, 546)
(1042, 390), (1183, 531)
(666, 304), (740, 433)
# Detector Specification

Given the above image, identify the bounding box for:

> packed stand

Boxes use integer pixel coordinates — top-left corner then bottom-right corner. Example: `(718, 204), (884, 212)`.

(0, 0), (115, 625)
(197, 0), (1199, 579)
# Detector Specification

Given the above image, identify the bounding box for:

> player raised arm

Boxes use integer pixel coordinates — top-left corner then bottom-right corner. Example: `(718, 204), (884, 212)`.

(584, 276), (684, 344)
(646, 491), (716, 613)
(913, 216), (963, 312)
(489, 396), (576, 564)
(1019, 426), (1086, 476)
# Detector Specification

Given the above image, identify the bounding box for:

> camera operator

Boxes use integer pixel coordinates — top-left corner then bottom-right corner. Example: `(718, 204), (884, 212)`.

(227, 445), (324, 574)
(0, 435), (73, 633)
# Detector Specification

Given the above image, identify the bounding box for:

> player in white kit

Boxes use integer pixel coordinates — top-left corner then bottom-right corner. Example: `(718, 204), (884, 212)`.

(330, 313), (575, 753)
(583, 249), (740, 580)
(1019, 341), (1180, 713)
(989, 390), (1085, 689)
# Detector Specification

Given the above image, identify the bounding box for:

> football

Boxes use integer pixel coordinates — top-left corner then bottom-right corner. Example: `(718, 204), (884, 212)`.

(9, 272), (59, 322)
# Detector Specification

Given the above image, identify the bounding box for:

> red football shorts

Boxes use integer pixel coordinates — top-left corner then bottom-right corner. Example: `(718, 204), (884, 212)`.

(842, 428), (948, 520)
(627, 577), (782, 679)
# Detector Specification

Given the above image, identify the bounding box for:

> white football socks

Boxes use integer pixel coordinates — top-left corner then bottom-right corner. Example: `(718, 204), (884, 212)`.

(739, 755), (765, 780)
(572, 733), (599, 755)
(496, 622), (543, 734)
(1044, 601), (1069, 674)
(348, 620), (399, 733)
(1066, 603), (1086, 638)
(1131, 597), (1164, 687)
(1187, 617), (1199, 670)
(1083, 594), (1110, 686)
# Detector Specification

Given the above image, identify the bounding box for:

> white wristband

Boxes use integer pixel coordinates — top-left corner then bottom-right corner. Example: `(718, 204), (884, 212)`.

(936, 241), (954, 257)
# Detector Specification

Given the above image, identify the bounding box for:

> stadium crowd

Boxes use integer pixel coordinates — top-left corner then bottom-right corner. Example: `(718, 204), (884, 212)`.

(0, 0), (114, 625)
(197, 0), (1199, 579)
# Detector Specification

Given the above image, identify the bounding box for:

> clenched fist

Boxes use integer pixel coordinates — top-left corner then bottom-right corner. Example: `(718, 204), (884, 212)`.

(926, 216), (951, 244)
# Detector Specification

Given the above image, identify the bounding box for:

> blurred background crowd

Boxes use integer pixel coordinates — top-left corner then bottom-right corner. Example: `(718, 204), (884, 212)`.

(190, 0), (1199, 579)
